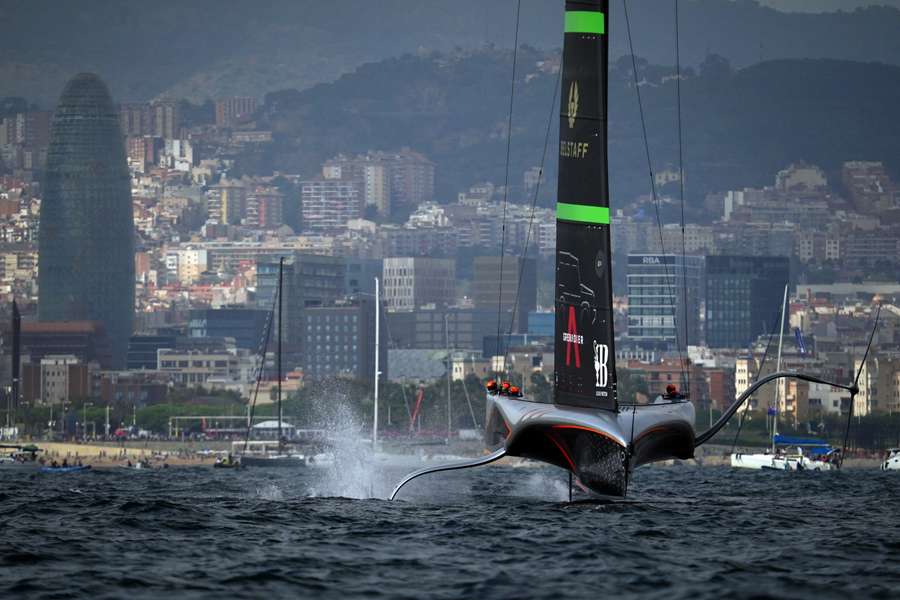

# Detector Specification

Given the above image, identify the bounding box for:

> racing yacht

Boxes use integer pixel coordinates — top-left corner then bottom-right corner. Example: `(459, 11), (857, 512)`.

(389, 0), (861, 500)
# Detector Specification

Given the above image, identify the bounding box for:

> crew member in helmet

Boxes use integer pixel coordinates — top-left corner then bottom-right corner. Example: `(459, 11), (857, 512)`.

(662, 384), (685, 401)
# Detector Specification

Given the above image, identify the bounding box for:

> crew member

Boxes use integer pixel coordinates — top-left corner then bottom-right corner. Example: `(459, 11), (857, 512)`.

(662, 384), (685, 401)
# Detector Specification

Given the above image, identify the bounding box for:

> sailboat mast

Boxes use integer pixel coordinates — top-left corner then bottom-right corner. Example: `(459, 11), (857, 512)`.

(445, 313), (452, 441)
(373, 276), (380, 446)
(773, 283), (788, 452)
(277, 256), (284, 451)
(9, 300), (20, 430)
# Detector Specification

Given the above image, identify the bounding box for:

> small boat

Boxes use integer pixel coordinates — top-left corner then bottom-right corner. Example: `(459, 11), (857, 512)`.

(731, 434), (838, 471)
(119, 461), (154, 470)
(239, 453), (305, 468)
(883, 449), (900, 471)
(214, 455), (242, 469)
(41, 465), (92, 473)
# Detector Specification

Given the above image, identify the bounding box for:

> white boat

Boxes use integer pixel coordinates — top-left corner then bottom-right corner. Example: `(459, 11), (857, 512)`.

(731, 448), (835, 471)
(883, 449), (900, 471)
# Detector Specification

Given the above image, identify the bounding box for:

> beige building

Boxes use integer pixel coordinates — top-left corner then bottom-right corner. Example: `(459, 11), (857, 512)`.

(22, 355), (93, 406)
(157, 349), (241, 386)
(855, 355), (900, 416)
(383, 257), (456, 312)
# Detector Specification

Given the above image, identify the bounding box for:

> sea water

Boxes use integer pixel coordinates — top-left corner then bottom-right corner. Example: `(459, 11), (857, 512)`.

(1, 464), (897, 599)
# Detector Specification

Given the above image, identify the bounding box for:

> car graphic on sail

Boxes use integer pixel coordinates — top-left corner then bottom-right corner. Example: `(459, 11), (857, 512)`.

(556, 250), (597, 324)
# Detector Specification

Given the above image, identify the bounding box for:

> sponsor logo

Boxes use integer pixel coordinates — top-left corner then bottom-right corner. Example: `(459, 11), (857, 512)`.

(642, 256), (661, 264)
(593, 340), (609, 388)
(564, 305), (582, 367)
(567, 81), (578, 129)
(559, 140), (589, 158)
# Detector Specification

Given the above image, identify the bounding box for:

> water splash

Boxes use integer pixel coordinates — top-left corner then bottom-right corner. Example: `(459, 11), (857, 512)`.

(255, 483), (284, 501)
(514, 471), (570, 502)
(304, 394), (403, 499)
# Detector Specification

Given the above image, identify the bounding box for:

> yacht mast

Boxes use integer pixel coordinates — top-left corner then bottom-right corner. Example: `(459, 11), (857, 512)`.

(773, 283), (788, 452)
(445, 313), (452, 441)
(277, 256), (284, 453)
(373, 276), (380, 446)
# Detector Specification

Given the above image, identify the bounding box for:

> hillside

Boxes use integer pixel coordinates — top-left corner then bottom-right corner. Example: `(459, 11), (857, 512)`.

(248, 50), (900, 210)
(2, 0), (900, 104)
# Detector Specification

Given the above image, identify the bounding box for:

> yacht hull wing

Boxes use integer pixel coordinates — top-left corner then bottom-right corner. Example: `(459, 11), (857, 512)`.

(486, 393), (695, 496)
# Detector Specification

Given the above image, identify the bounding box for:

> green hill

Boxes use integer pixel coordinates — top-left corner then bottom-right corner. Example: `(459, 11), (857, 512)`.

(249, 50), (900, 210)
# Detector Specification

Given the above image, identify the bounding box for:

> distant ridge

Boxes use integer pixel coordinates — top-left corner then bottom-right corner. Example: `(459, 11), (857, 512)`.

(2, 0), (900, 104)
(249, 50), (900, 207)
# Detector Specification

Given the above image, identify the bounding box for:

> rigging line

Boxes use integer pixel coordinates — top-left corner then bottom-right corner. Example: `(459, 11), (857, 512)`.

(504, 64), (563, 358)
(841, 304), (881, 465)
(730, 308), (781, 453)
(495, 0), (522, 364)
(622, 0), (688, 391)
(674, 0), (690, 397)
(242, 281), (278, 454)
(374, 285), (412, 422)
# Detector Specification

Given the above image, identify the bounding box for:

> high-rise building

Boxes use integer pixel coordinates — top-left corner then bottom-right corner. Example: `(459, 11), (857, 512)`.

(300, 179), (361, 232)
(322, 156), (392, 216)
(382, 257), (455, 311)
(387, 149), (434, 209)
(300, 298), (384, 381)
(626, 254), (704, 349)
(119, 102), (152, 137)
(215, 97), (258, 127)
(472, 256), (536, 335)
(245, 189), (284, 229)
(705, 255), (790, 349)
(126, 136), (162, 172)
(17, 111), (51, 148)
(151, 100), (179, 139)
(256, 254), (347, 362)
(38, 73), (134, 367)
(207, 182), (247, 225)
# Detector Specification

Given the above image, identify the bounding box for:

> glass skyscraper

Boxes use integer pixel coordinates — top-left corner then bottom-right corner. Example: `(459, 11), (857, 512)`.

(626, 254), (705, 350)
(38, 73), (134, 368)
(705, 256), (790, 349)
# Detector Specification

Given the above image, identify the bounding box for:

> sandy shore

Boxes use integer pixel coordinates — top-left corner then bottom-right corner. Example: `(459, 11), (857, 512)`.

(28, 442), (222, 468)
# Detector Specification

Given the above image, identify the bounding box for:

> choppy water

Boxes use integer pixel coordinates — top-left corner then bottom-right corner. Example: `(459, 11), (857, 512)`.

(0, 463), (897, 599)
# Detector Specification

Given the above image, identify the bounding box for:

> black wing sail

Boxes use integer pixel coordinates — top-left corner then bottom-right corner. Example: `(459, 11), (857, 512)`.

(554, 0), (616, 410)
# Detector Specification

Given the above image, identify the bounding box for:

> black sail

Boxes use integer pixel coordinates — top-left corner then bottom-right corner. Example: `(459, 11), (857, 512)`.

(554, 0), (616, 410)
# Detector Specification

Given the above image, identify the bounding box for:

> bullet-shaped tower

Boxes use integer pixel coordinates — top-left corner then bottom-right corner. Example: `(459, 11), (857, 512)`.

(38, 73), (134, 367)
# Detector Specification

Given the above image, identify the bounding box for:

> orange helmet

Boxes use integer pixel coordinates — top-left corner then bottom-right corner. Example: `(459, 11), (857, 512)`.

(486, 379), (498, 391)
(509, 385), (520, 396)
(666, 384), (677, 395)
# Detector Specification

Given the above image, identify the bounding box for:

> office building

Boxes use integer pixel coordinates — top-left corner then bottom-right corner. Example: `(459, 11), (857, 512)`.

(38, 73), (134, 367)
(300, 298), (383, 381)
(627, 254), (704, 349)
(705, 255), (790, 348)
(472, 256), (536, 335)
(382, 257), (455, 311)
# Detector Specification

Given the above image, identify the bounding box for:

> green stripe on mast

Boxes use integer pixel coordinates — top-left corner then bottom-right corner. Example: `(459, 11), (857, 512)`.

(556, 203), (610, 224)
(564, 11), (605, 35)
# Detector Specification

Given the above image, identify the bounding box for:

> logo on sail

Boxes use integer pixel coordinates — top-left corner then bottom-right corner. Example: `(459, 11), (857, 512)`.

(567, 81), (578, 129)
(593, 340), (609, 388)
(563, 305), (583, 367)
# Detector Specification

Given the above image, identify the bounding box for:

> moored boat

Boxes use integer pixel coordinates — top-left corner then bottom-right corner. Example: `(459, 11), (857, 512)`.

(883, 449), (900, 471)
(41, 465), (91, 473)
